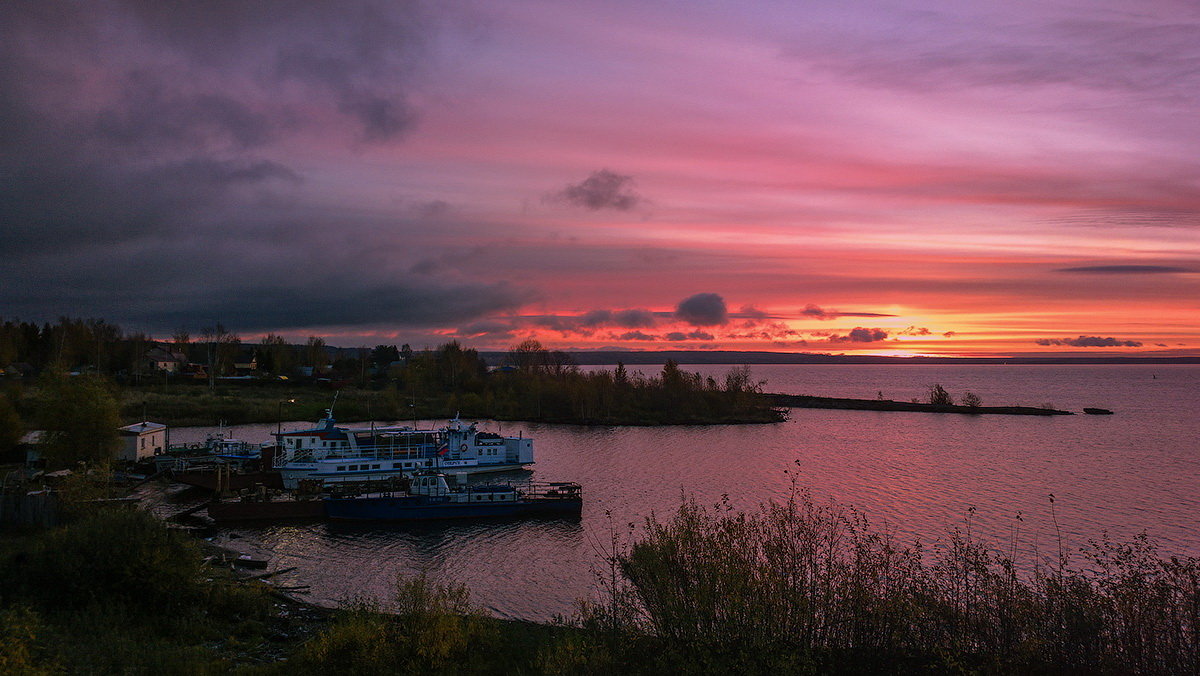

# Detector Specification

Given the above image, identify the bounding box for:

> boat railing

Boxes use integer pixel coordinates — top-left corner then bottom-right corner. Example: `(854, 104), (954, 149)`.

(353, 444), (436, 460)
(276, 444), (436, 467)
(323, 478), (581, 501)
(504, 481), (583, 501)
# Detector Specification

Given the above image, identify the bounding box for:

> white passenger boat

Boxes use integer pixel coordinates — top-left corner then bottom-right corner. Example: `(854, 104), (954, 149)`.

(273, 411), (534, 488)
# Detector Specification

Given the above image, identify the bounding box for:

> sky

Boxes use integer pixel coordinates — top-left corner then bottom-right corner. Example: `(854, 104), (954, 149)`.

(2, 0), (1198, 357)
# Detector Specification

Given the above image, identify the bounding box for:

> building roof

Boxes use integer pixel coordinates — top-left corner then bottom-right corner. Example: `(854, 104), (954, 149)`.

(118, 421), (168, 435)
(145, 345), (187, 362)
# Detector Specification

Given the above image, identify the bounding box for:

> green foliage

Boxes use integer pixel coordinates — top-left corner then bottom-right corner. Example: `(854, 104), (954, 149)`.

(386, 340), (783, 425)
(3, 508), (208, 611)
(260, 333), (296, 376)
(303, 336), (327, 370)
(0, 509), (276, 673)
(290, 573), (499, 675)
(0, 392), (23, 459)
(0, 607), (54, 675)
(34, 372), (121, 468)
(576, 492), (1200, 674)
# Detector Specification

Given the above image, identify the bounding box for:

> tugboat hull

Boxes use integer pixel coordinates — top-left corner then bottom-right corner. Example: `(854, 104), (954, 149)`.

(325, 495), (581, 521)
(207, 498), (325, 522)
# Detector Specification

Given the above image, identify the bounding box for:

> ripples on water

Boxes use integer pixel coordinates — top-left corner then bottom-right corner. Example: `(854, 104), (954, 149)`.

(174, 364), (1200, 621)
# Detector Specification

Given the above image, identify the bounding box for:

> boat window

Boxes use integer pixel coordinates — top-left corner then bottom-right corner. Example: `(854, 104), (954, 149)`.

(372, 464), (380, 469)
(337, 466), (346, 471)
(392, 463), (401, 469)
(348, 465), (358, 471)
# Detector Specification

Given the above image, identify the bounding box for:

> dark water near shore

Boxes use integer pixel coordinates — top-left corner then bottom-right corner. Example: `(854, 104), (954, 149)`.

(171, 364), (1200, 622)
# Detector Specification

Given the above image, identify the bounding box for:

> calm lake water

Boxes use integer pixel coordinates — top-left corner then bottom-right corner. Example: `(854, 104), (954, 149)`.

(168, 364), (1200, 622)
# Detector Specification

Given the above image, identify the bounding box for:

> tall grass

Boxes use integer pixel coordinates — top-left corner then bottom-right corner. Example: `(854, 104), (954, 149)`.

(285, 573), (502, 675)
(0, 508), (276, 673)
(569, 491), (1200, 674)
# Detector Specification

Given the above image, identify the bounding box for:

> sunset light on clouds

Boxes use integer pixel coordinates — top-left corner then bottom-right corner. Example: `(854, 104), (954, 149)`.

(2, 0), (1197, 357)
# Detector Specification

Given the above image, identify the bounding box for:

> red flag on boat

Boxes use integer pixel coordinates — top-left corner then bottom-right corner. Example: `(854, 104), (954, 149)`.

(437, 444), (449, 456)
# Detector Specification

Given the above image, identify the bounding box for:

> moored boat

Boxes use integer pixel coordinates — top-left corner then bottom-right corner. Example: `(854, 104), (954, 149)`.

(324, 472), (582, 521)
(274, 411), (535, 488)
(207, 481), (325, 522)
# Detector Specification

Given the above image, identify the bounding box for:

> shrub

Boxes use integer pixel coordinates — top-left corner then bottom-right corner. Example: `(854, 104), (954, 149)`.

(291, 573), (498, 675)
(927, 384), (954, 406)
(597, 492), (1200, 673)
(2, 509), (206, 612)
(0, 606), (54, 675)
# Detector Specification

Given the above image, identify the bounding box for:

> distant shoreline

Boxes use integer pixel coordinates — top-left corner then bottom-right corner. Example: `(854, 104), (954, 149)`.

(477, 350), (1200, 366)
(768, 393), (1074, 416)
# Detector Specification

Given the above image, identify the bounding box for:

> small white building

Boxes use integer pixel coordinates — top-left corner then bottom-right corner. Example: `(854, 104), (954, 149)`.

(117, 422), (168, 462)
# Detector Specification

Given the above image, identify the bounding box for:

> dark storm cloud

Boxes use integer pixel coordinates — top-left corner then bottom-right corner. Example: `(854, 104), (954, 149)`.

(737, 306), (769, 321)
(1035, 336), (1143, 348)
(123, 0), (424, 142)
(0, 1), (523, 333)
(1056, 265), (1194, 274)
(527, 308), (660, 335)
(828, 327), (889, 343)
(800, 304), (896, 320)
(549, 170), (642, 211)
(612, 309), (659, 328)
(616, 331), (657, 341)
(164, 281), (532, 332)
(665, 331), (715, 342)
(455, 321), (518, 341)
(675, 293), (729, 326)
(801, 304), (838, 320)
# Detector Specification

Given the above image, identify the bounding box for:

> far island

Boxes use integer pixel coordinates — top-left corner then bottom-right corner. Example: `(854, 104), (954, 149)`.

(769, 393), (1073, 416)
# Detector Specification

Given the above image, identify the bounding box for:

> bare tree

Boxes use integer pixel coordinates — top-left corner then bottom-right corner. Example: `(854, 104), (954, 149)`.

(927, 383), (954, 406)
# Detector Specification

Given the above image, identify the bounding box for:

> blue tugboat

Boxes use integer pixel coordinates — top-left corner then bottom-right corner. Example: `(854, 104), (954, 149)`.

(324, 472), (582, 521)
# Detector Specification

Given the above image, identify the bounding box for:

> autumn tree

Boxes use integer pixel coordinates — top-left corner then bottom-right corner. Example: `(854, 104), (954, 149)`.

(508, 339), (549, 374)
(0, 393), (22, 460)
(927, 383), (954, 406)
(260, 333), (295, 376)
(372, 344), (401, 370)
(304, 336), (328, 372)
(35, 372), (121, 468)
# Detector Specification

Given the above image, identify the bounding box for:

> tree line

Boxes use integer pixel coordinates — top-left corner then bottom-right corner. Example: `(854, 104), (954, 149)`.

(0, 319), (786, 464)
(385, 339), (785, 425)
(0, 316), (347, 381)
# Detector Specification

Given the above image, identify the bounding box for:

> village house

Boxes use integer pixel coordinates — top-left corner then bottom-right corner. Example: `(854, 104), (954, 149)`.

(117, 421), (168, 462)
(144, 344), (188, 373)
(233, 347), (259, 377)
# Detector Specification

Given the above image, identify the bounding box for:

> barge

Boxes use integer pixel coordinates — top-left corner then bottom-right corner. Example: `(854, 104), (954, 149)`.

(324, 472), (582, 522)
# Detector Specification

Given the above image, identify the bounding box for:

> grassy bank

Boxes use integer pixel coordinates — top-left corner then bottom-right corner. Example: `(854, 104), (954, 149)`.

(0, 508), (299, 672)
(121, 382), (386, 427)
(119, 371), (785, 428)
(0, 506), (562, 674)
(4, 489), (1196, 673)
(589, 492), (1200, 674)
